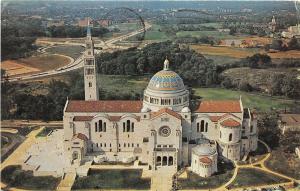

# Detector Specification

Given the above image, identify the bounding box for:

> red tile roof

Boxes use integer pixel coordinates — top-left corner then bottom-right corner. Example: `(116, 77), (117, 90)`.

(221, 119), (241, 127)
(195, 100), (242, 113)
(66, 100), (143, 113)
(150, 108), (182, 120)
(72, 133), (88, 141)
(199, 157), (212, 165)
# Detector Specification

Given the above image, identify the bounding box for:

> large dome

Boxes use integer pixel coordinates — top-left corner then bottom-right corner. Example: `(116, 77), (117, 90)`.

(147, 70), (185, 92)
(142, 58), (190, 112)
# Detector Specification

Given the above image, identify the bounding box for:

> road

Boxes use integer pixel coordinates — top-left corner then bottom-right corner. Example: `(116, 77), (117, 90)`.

(8, 23), (151, 82)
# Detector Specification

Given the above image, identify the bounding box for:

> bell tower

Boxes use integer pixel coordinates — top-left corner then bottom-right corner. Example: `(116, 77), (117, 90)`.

(84, 18), (99, 101)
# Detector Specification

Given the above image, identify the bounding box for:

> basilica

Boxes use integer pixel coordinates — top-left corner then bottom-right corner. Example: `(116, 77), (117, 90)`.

(63, 26), (258, 177)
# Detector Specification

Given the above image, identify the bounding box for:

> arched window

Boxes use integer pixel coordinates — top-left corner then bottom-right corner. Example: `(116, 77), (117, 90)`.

(95, 122), (97, 132)
(103, 122), (106, 132)
(229, 133), (233, 142)
(123, 122), (125, 132)
(168, 156), (173, 166)
(162, 156), (168, 166)
(220, 131), (222, 138)
(205, 123), (208, 132)
(201, 120), (204, 132)
(131, 123), (134, 132)
(126, 120), (130, 132)
(99, 120), (102, 131)
(156, 156), (161, 166)
(89, 82), (92, 87)
(197, 123), (200, 132)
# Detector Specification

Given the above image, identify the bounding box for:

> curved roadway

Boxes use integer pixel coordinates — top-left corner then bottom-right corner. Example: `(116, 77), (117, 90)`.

(8, 23), (151, 82)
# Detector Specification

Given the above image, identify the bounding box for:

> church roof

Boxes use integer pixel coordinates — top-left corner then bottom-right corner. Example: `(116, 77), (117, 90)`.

(72, 133), (88, 141)
(195, 100), (242, 113)
(66, 100), (143, 113)
(199, 157), (212, 165)
(150, 108), (182, 120)
(221, 119), (241, 127)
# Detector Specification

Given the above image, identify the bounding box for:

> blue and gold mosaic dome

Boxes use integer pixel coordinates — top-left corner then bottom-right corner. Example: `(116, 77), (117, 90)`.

(147, 70), (185, 91)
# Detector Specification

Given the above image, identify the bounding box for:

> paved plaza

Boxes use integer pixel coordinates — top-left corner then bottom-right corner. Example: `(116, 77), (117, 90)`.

(24, 129), (71, 177)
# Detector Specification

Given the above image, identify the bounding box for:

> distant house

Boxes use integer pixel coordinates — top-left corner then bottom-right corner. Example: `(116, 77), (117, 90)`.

(282, 24), (300, 38)
(218, 29), (230, 32)
(278, 114), (300, 134)
(97, 19), (113, 27)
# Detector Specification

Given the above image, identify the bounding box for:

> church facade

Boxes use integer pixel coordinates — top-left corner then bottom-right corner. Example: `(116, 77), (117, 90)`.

(63, 26), (258, 177)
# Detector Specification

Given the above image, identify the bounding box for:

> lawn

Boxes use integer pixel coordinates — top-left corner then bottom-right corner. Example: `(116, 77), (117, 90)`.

(176, 31), (244, 40)
(46, 45), (85, 59)
(204, 55), (241, 65)
(229, 168), (289, 189)
(98, 75), (149, 98)
(1, 165), (60, 190)
(265, 148), (300, 179)
(72, 169), (151, 190)
(191, 44), (300, 59)
(144, 24), (170, 41)
(178, 160), (234, 189)
(194, 87), (295, 111)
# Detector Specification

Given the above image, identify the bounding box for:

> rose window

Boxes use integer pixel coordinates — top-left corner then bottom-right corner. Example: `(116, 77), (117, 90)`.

(159, 126), (171, 137)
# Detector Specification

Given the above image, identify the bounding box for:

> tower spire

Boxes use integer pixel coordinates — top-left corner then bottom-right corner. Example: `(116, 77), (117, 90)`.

(87, 17), (91, 38)
(83, 17), (99, 101)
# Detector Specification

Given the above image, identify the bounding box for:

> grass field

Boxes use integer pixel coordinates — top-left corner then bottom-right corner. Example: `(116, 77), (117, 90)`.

(265, 149), (300, 179)
(230, 168), (289, 188)
(1, 55), (71, 77)
(99, 75), (295, 111)
(204, 55), (241, 65)
(144, 24), (170, 41)
(176, 31), (243, 40)
(191, 44), (300, 59)
(194, 87), (295, 111)
(72, 169), (150, 190)
(46, 45), (84, 59)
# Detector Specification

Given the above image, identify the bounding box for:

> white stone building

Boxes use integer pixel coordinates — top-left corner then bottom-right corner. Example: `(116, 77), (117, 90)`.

(63, 26), (258, 177)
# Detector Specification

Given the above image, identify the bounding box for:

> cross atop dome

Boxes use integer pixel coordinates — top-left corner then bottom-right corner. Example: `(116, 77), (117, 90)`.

(163, 57), (169, 70)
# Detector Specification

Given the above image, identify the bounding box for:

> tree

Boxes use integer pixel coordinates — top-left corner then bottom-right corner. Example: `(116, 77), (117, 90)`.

(229, 27), (237, 35)
(288, 37), (300, 50)
(247, 53), (271, 68)
(239, 80), (253, 92)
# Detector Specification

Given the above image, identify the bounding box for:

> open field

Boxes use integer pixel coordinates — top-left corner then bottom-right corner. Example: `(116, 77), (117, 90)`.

(176, 30), (244, 40)
(229, 168), (289, 188)
(194, 87), (295, 111)
(72, 169), (151, 190)
(1, 60), (40, 76)
(191, 44), (300, 59)
(144, 24), (170, 41)
(265, 148), (300, 179)
(1, 55), (71, 77)
(46, 45), (84, 59)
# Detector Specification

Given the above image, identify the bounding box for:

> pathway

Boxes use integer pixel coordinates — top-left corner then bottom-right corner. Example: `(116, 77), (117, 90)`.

(0, 126), (45, 190)
(56, 172), (76, 191)
(215, 139), (297, 191)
